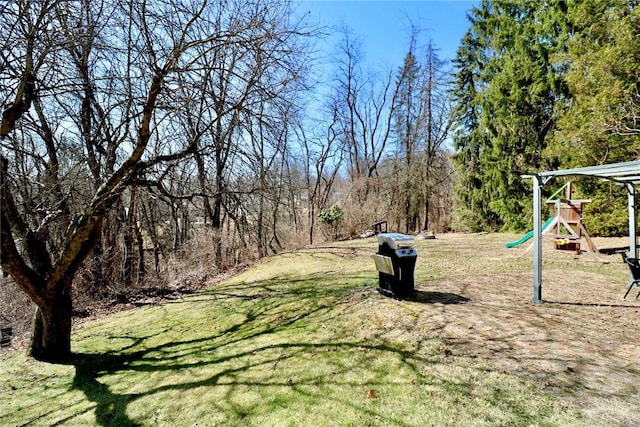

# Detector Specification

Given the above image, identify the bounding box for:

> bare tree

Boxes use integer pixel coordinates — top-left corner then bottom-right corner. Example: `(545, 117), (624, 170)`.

(419, 41), (453, 231)
(0, 0), (312, 361)
(299, 108), (343, 245)
(332, 28), (400, 183)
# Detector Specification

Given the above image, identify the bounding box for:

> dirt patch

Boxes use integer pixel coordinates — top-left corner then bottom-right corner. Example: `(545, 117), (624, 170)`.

(409, 269), (639, 423)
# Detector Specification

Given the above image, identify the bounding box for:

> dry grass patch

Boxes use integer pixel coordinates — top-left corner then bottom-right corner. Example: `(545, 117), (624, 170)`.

(407, 233), (640, 424)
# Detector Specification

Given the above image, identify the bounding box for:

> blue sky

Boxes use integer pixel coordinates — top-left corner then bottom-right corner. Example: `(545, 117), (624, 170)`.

(295, 0), (478, 69)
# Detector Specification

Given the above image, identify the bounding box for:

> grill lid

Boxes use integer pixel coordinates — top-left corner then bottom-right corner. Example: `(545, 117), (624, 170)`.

(377, 233), (415, 250)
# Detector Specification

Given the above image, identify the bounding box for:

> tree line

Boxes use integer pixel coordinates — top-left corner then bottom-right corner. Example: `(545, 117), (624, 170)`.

(0, 0), (452, 361)
(2, 0), (638, 361)
(451, 0), (640, 234)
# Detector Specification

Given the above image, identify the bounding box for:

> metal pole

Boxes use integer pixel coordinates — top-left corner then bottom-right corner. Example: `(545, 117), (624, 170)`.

(532, 175), (543, 303)
(628, 184), (637, 258)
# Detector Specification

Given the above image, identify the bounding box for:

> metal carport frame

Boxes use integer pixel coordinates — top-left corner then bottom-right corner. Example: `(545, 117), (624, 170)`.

(523, 160), (640, 303)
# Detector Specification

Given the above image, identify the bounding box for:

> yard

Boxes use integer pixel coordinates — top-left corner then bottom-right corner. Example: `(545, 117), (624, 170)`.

(1, 233), (638, 426)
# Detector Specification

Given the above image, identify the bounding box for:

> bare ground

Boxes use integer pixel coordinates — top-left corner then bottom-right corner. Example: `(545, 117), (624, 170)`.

(395, 234), (640, 425)
(413, 277), (638, 424)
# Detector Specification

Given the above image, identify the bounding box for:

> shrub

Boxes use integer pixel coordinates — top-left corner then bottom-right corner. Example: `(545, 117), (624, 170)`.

(318, 205), (344, 240)
(583, 193), (628, 237)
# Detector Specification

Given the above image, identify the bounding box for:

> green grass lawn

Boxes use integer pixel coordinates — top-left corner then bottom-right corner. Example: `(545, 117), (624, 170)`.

(2, 233), (632, 426)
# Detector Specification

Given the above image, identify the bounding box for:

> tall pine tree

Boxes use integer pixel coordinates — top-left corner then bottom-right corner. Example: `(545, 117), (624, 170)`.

(548, 0), (640, 236)
(394, 49), (422, 232)
(451, 27), (499, 231)
(551, 0), (640, 165)
(451, 0), (569, 231)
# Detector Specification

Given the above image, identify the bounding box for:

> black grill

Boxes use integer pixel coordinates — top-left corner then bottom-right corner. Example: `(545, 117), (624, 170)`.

(373, 233), (417, 299)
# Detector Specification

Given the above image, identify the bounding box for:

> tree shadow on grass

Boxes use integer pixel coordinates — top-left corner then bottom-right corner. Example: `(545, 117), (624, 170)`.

(69, 338), (148, 426)
(61, 270), (594, 426)
(65, 274), (426, 426)
(543, 300), (640, 308)
(67, 333), (432, 426)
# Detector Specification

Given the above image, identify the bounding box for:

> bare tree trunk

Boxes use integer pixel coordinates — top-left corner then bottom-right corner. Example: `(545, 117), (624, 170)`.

(123, 199), (135, 287)
(141, 198), (162, 274)
(423, 198), (430, 232)
(123, 187), (145, 286)
(30, 282), (72, 361)
(133, 211), (145, 281)
(308, 204), (316, 245)
(212, 192), (223, 267)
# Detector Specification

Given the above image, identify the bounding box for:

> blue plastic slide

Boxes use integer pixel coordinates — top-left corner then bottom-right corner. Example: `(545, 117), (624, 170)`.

(505, 217), (555, 248)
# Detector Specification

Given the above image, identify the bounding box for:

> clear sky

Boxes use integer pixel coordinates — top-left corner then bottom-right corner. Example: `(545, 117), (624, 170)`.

(295, 0), (478, 69)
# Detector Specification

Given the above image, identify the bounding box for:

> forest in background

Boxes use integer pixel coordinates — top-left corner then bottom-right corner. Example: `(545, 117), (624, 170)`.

(1, 0), (639, 360)
(453, 0), (640, 234)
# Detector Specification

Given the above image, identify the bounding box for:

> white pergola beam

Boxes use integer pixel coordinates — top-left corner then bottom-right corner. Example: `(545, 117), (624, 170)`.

(537, 160), (640, 179)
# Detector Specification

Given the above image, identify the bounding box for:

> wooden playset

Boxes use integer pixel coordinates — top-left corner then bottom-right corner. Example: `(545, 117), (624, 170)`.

(544, 182), (597, 253)
(506, 182), (598, 255)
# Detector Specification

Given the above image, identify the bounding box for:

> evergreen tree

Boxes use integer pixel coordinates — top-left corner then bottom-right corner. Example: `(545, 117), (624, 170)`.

(451, 27), (499, 231)
(451, 0), (569, 231)
(551, 0), (640, 165)
(549, 0), (640, 236)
